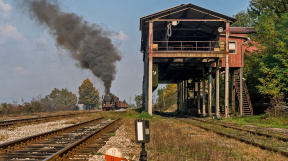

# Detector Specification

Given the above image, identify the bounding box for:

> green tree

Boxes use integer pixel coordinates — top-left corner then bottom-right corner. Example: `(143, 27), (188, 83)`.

(243, 0), (288, 114)
(154, 84), (178, 111)
(123, 100), (127, 103)
(134, 94), (143, 108)
(248, 0), (287, 21)
(232, 10), (255, 27)
(42, 88), (78, 111)
(254, 13), (288, 104)
(155, 87), (165, 110)
(78, 78), (99, 110)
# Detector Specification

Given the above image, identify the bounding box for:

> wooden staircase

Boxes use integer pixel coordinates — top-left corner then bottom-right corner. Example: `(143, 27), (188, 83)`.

(234, 70), (253, 116)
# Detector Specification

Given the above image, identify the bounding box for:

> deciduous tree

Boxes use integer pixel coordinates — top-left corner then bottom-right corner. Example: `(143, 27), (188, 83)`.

(42, 88), (78, 111)
(243, 0), (288, 113)
(134, 94), (143, 108)
(232, 10), (255, 27)
(78, 78), (99, 110)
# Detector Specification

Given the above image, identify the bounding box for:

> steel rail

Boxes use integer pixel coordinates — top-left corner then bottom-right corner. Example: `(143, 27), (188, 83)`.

(0, 117), (103, 153)
(44, 118), (121, 161)
(193, 118), (288, 142)
(185, 119), (288, 157)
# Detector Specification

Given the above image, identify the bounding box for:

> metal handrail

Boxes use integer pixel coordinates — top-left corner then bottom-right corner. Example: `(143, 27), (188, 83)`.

(234, 70), (253, 116)
(153, 41), (220, 51)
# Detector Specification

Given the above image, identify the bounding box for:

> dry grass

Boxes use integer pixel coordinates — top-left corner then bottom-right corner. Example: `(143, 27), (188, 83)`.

(0, 134), (6, 141)
(2, 110), (287, 160)
(147, 120), (234, 161)
(122, 118), (288, 161)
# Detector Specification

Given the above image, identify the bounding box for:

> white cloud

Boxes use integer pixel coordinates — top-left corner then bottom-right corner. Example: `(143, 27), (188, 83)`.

(35, 37), (50, 50)
(13, 67), (31, 76)
(0, 23), (25, 44)
(0, 0), (12, 19)
(112, 31), (128, 41)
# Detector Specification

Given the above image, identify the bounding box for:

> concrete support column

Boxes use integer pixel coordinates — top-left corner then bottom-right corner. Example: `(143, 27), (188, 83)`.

(148, 21), (153, 116)
(197, 80), (201, 115)
(177, 83), (180, 111)
(202, 69), (206, 116)
(179, 82), (181, 111)
(188, 81), (190, 108)
(231, 70), (236, 114)
(180, 81), (183, 111)
(184, 80), (188, 112)
(225, 22), (230, 118)
(208, 66), (212, 117)
(193, 81), (196, 106)
(215, 59), (220, 118)
(183, 81), (185, 111)
(143, 65), (148, 111)
(182, 81), (185, 110)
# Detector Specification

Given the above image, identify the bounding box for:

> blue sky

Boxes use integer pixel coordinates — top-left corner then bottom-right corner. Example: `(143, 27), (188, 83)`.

(0, 0), (250, 104)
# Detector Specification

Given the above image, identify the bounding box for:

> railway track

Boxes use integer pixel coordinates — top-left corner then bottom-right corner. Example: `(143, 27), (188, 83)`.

(0, 117), (121, 160)
(0, 114), (77, 129)
(0, 111), (101, 129)
(181, 118), (288, 157)
(154, 111), (288, 157)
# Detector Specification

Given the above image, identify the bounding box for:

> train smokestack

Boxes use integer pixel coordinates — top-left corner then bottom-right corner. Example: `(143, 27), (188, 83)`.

(23, 0), (121, 93)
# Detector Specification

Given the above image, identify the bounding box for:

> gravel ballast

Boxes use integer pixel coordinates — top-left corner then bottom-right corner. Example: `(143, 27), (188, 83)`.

(89, 125), (140, 161)
(0, 119), (75, 144)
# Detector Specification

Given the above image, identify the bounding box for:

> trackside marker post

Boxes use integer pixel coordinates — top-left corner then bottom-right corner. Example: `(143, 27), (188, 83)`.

(135, 119), (150, 161)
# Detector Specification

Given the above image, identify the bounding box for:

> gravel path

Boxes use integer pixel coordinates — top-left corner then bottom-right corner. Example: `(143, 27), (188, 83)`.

(0, 119), (75, 144)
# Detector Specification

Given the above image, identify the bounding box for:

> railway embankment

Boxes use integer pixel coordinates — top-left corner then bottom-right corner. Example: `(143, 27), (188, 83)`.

(0, 110), (287, 161)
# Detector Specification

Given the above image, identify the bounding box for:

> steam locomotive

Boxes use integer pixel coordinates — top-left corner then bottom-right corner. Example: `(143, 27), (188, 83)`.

(102, 93), (128, 110)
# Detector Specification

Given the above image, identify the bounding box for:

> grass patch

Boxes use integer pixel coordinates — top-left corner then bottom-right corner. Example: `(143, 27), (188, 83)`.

(137, 111), (152, 119)
(93, 149), (104, 155)
(221, 114), (288, 129)
(122, 117), (288, 161)
(106, 133), (115, 137)
(143, 120), (241, 160)
(0, 134), (6, 141)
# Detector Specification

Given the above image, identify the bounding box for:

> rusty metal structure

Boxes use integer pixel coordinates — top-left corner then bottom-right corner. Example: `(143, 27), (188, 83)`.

(140, 4), (254, 117)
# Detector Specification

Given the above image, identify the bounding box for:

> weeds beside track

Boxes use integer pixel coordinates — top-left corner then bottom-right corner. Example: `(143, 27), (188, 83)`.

(181, 118), (288, 157)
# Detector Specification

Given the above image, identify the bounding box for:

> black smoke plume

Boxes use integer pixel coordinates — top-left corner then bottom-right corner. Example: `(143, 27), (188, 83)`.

(24, 0), (121, 93)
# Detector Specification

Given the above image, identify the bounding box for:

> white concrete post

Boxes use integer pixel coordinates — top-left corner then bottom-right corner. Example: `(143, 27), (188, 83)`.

(215, 59), (220, 118)
(202, 68), (206, 116)
(225, 22), (230, 118)
(208, 66), (212, 117)
(198, 81), (201, 115)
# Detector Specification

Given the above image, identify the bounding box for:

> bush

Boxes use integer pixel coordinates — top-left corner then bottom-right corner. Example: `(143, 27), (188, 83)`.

(138, 111), (152, 119)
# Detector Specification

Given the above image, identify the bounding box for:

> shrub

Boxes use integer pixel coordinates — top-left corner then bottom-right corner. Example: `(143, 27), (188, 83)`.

(138, 111), (152, 119)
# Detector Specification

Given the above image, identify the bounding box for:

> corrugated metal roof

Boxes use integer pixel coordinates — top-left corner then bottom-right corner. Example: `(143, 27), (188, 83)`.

(140, 3), (236, 30)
